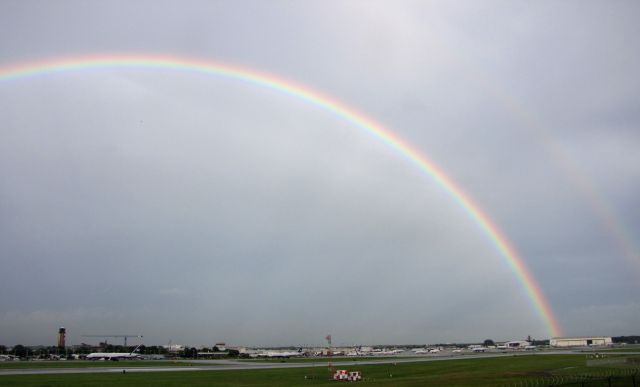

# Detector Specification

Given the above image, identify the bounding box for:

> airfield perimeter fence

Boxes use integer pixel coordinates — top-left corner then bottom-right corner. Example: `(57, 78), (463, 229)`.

(507, 355), (640, 387)
(505, 370), (639, 387)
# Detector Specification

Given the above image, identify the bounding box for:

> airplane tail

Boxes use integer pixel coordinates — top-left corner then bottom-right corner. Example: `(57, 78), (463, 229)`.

(130, 344), (142, 355)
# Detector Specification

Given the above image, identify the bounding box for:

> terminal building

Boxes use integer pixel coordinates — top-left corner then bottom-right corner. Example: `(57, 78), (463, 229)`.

(550, 337), (612, 347)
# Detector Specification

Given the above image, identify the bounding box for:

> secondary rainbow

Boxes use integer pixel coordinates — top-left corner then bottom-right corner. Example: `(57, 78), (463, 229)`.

(0, 54), (562, 337)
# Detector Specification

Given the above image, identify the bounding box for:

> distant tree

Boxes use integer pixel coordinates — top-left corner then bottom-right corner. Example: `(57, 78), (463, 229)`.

(227, 349), (239, 358)
(0, 345), (6, 354)
(34, 347), (46, 358)
(75, 344), (92, 355)
(212, 346), (220, 352)
(12, 345), (27, 358)
(483, 339), (495, 347)
(181, 347), (198, 358)
(613, 336), (640, 344)
(147, 345), (167, 355)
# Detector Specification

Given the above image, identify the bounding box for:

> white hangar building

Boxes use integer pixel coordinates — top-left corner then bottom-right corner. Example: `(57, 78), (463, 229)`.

(550, 337), (612, 347)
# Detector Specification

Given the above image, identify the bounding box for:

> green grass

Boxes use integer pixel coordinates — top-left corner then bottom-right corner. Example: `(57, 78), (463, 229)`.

(0, 360), (193, 369)
(238, 356), (417, 363)
(3, 354), (632, 386)
(599, 347), (640, 353)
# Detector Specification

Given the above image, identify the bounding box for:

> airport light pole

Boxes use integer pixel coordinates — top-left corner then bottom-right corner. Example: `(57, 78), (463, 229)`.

(326, 334), (333, 375)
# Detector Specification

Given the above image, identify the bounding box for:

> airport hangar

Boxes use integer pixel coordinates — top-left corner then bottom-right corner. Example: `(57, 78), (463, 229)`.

(550, 337), (612, 347)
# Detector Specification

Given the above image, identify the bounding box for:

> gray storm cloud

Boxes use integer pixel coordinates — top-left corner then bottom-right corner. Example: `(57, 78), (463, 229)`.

(0, 0), (638, 346)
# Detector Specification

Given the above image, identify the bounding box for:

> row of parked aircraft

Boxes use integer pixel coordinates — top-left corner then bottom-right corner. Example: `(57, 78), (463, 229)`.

(412, 348), (443, 354)
(83, 341), (538, 360)
(369, 349), (404, 356)
(252, 348), (306, 358)
(250, 347), (407, 358)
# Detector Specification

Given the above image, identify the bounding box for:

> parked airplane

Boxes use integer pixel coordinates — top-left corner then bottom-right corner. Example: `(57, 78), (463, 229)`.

(257, 348), (305, 358)
(346, 349), (365, 356)
(372, 349), (404, 355)
(86, 345), (143, 361)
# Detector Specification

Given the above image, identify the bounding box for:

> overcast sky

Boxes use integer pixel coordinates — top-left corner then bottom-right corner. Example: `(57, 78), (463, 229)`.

(0, 1), (638, 347)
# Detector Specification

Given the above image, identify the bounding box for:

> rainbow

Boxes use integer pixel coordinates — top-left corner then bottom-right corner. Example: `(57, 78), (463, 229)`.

(431, 43), (640, 276)
(0, 54), (562, 337)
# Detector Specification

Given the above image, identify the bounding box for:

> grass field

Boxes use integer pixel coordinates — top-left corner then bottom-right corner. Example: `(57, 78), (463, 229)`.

(238, 356), (417, 363)
(0, 360), (192, 369)
(600, 347), (640, 353)
(0, 356), (412, 369)
(2, 354), (638, 386)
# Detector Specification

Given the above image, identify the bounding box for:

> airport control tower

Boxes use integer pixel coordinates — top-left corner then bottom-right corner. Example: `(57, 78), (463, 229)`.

(57, 327), (66, 348)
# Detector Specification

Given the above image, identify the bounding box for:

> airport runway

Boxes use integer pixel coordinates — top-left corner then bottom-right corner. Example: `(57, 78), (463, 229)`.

(0, 351), (589, 376)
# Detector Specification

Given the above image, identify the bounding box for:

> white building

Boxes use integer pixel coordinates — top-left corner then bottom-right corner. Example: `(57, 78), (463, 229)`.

(550, 337), (612, 347)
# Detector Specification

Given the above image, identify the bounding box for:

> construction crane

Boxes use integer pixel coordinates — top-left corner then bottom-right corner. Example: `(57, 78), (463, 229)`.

(82, 334), (143, 347)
